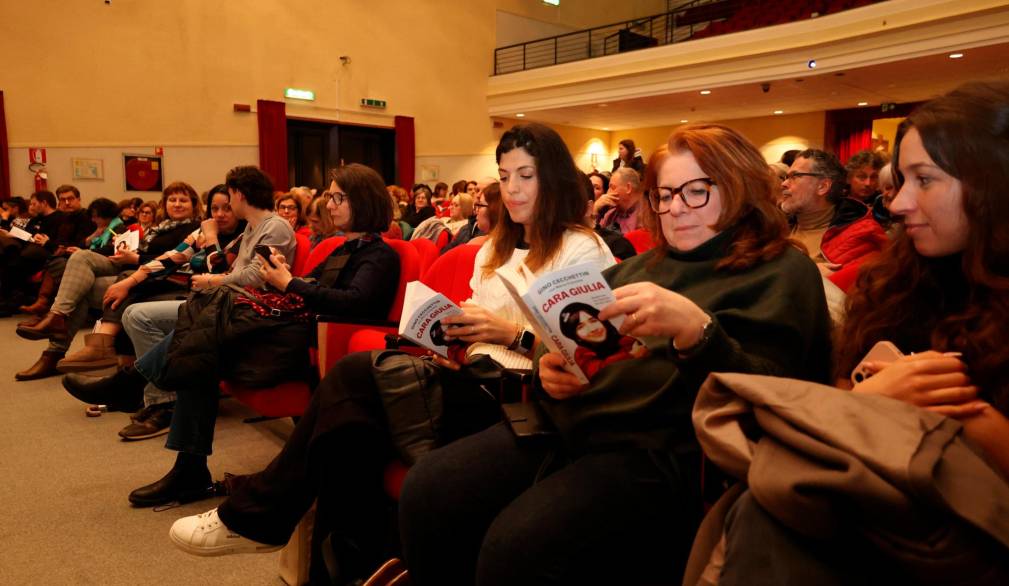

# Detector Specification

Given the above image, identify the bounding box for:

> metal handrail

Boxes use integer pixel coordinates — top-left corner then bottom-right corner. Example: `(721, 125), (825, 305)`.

(493, 0), (876, 75)
(494, 0), (735, 75)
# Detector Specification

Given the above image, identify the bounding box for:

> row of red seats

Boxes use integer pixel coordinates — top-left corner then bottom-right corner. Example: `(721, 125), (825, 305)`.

(691, 0), (879, 40)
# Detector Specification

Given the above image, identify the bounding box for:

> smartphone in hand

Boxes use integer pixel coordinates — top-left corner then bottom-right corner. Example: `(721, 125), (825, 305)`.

(254, 244), (276, 268)
(850, 341), (904, 385)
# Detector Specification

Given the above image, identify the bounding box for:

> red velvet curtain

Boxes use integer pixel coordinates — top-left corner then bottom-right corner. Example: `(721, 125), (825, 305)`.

(257, 99), (288, 192)
(0, 91), (11, 201)
(837, 124), (872, 163)
(394, 115), (415, 189)
(825, 102), (923, 164)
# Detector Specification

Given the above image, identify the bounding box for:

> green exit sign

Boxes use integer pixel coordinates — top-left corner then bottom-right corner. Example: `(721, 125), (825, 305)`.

(284, 88), (315, 101)
(360, 98), (387, 109)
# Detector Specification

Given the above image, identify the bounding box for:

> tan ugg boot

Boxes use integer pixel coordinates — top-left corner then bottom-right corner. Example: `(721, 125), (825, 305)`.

(56, 333), (118, 373)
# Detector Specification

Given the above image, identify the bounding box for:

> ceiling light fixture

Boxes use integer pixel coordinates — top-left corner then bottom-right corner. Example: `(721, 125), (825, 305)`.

(949, 52), (964, 59)
(773, 110), (784, 115)
(515, 113), (525, 118)
(680, 119), (689, 123)
(857, 101), (869, 106)
(699, 90), (711, 95)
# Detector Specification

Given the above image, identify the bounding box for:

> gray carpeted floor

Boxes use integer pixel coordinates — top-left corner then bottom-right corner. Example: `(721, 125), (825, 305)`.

(0, 315), (295, 585)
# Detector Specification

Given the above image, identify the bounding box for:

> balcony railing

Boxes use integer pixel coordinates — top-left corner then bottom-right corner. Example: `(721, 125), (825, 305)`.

(493, 0), (881, 75)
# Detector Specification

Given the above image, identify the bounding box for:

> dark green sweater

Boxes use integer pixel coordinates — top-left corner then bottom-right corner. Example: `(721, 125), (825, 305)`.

(535, 230), (832, 456)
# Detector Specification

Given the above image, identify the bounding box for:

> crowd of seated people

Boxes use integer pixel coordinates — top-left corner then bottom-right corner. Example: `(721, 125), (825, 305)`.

(2, 80), (1007, 586)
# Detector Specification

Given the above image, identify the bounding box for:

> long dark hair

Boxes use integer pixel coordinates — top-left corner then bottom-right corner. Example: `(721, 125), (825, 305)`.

(838, 81), (1009, 414)
(619, 139), (637, 163)
(558, 302), (623, 358)
(484, 123), (594, 277)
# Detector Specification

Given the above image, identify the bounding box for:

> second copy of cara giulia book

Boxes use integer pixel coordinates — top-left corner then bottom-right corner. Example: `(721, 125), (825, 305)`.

(398, 281), (464, 358)
(496, 261), (645, 384)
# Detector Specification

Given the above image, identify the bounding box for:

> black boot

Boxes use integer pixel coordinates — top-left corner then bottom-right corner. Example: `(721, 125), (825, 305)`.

(128, 453), (213, 507)
(62, 366), (146, 412)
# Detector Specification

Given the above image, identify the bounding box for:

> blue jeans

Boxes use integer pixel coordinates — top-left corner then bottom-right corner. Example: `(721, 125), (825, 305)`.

(123, 300), (184, 407)
(134, 330), (219, 456)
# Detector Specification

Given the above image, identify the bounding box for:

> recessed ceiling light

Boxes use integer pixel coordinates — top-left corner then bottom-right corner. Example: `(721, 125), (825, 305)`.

(949, 52), (964, 59)
(598, 103), (609, 108)
(515, 113), (525, 118)
(857, 101), (869, 106)
(773, 110), (784, 115)
(602, 127), (610, 131)
(700, 90), (711, 95)
(680, 119), (689, 123)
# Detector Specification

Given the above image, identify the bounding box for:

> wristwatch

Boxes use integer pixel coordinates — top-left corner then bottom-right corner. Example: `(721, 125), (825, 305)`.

(673, 315), (715, 359)
(509, 329), (536, 354)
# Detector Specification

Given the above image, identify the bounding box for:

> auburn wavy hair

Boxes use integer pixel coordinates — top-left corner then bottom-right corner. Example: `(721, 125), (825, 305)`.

(483, 123), (594, 277)
(646, 123), (792, 270)
(837, 81), (1009, 414)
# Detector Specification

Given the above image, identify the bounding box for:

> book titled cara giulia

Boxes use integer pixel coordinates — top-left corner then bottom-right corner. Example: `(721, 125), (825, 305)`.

(398, 281), (465, 358)
(495, 262), (625, 384)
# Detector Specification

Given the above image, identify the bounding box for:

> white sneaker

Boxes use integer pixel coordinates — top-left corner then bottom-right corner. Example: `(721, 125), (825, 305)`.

(169, 508), (284, 556)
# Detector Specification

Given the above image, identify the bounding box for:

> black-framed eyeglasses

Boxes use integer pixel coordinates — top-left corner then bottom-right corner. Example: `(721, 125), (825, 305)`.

(472, 203), (489, 210)
(648, 178), (716, 214)
(324, 191), (347, 206)
(783, 171), (825, 182)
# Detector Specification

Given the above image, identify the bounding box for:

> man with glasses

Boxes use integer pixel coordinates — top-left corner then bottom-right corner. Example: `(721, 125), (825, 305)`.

(779, 149), (887, 291)
(53, 185), (97, 254)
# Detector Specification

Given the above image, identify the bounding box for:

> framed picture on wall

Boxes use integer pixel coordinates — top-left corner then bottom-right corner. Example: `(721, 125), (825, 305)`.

(71, 157), (104, 180)
(420, 165), (439, 181)
(123, 153), (163, 192)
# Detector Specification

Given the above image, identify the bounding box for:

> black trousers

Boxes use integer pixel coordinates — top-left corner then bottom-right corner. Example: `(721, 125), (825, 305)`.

(217, 351), (500, 584)
(398, 422), (701, 586)
(216, 352), (392, 581)
(0, 240), (48, 297)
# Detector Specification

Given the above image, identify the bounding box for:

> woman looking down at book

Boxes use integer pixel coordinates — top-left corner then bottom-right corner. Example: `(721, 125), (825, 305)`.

(398, 123), (834, 586)
(166, 123), (614, 585)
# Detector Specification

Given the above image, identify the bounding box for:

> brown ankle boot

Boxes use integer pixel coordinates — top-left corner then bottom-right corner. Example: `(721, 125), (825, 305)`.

(15, 351), (65, 381)
(16, 315), (43, 328)
(15, 311), (68, 341)
(57, 333), (118, 373)
(18, 272), (55, 315)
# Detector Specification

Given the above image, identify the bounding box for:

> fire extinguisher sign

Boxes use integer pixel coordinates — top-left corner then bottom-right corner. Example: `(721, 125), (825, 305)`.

(29, 148), (47, 165)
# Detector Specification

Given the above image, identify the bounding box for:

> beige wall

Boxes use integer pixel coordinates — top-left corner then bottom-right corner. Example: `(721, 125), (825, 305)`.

(613, 111), (827, 164)
(0, 0), (831, 198)
(872, 117), (904, 156)
(0, 0), (507, 195)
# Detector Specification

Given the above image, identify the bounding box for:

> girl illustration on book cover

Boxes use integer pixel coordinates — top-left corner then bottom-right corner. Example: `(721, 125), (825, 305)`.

(559, 302), (648, 379)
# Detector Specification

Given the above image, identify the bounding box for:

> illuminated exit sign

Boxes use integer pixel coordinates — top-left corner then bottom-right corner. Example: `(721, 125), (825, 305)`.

(284, 88), (315, 101)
